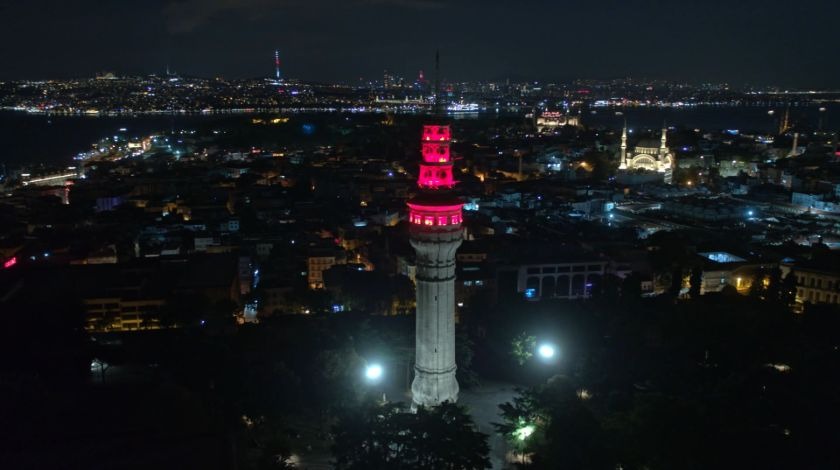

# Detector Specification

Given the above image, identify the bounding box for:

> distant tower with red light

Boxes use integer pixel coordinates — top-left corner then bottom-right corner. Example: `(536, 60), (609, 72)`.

(274, 49), (281, 81)
(408, 122), (463, 408)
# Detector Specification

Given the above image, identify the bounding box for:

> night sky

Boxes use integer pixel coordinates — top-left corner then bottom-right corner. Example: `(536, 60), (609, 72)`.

(1, 0), (837, 87)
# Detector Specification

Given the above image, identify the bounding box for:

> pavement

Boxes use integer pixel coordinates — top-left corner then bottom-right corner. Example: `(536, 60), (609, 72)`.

(460, 381), (519, 470)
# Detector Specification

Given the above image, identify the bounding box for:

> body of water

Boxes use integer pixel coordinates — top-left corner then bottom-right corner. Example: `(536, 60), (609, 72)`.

(0, 112), (246, 169)
(583, 104), (837, 134)
(0, 105), (836, 169)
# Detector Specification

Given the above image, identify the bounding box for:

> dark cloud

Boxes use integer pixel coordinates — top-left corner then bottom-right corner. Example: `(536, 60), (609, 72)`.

(162, 0), (443, 34)
(0, 0), (838, 87)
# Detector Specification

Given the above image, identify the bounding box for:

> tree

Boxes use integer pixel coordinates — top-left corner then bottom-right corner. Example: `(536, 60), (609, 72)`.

(765, 267), (783, 302)
(511, 332), (537, 366)
(749, 268), (767, 299)
(495, 377), (609, 469)
(332, 402), (490, 470)
(689, 266), (703, 299)
(312, 347), (366, 411)
(456, 327), (480, 389)
(779, 271), (798, 308)
(592, 274), (621, 302)
(667, 267), (684, 298)
(621, 272), (643, 301)
(413, 403), (492, 470)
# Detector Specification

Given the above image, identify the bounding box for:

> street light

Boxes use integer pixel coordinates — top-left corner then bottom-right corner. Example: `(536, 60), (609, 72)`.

(514, 423), (535, 441)
(537, 343), (556, 360)
(364, 363), (386, 404)
(365, 363), (383, 381)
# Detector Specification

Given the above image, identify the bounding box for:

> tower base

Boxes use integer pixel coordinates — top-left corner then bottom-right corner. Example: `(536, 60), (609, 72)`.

(411, 364), (459, 409)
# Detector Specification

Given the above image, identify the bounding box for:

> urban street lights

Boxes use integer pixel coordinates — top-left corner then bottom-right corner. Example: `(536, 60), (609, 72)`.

(537, 343), (556, 360)
(536, 341), (559, 363)
(365, 363), (383, 381)
(364, 363), (387, 404)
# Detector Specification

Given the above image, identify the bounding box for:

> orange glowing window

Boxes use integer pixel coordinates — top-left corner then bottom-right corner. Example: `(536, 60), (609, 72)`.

(423, 125), (450, 142)
(424, 217), (434, 226)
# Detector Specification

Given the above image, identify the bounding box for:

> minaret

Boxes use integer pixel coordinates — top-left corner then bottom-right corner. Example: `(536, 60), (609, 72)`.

(788, 132), (799, 157)
(659, 124), (668, 156)
(408, 56), (463, 407)
(619, 121), (628, 169)
(779, 107), (791, 135)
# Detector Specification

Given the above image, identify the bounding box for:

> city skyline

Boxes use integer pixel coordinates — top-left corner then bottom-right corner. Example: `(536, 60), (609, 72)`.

(1, 0), (838, 87)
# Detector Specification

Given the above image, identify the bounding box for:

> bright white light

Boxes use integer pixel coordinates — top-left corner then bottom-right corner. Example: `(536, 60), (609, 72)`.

(365, 364), (383, 381)
(538, 344), (556, 359)
(514, 424), (535, 441)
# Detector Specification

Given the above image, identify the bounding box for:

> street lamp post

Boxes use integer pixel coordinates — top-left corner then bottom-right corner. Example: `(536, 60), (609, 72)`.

(364, 363), (386, 403)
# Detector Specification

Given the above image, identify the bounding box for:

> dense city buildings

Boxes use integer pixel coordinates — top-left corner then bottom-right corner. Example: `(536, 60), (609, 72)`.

(2, 1), (840, 466)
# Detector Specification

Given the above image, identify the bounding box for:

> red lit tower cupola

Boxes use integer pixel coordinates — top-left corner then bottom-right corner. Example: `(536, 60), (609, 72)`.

(408, 124), (464, 408)
(408, 125), (462, 227)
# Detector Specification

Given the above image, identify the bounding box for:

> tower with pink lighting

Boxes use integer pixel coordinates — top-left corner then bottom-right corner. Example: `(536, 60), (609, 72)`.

(408, 119), (464, 407)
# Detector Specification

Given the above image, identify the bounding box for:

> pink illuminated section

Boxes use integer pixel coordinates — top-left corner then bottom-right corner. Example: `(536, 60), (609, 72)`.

(422, 143), (451, 163)
(410, 125), (462, 227)
(407, 203), (463, 227)
(418, 164), (454, 189)
(407, 203), (464, 212)
(3, 256), (16, 269)
(423, 125), (451, 142)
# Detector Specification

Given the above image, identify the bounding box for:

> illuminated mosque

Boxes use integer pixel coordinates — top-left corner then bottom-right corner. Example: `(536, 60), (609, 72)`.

(618, 123), (674, 184)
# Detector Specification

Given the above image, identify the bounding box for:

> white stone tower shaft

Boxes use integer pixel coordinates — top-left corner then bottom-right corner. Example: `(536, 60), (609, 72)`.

(410, 228), (462, 407)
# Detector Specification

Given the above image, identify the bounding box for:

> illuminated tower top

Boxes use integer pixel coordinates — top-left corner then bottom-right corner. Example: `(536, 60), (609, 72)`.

(408, 125), (463, 229)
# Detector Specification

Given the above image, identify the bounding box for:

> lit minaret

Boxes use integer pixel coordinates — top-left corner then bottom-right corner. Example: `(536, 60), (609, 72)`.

(407, 122), (463, 408)
(274, 50), (281, 81)
(659, 124), (668, 156)
(619, 121), (628, 169)
(788, 132), (800, 157)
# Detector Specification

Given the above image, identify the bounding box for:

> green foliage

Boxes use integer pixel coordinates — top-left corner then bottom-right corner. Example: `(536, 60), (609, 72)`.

(332, 401), (490, 470)
(456, 327), (480, 388)
(620, 272), (643, 300)
(495, 377), (609, 469)
(487, 292), (840, 469)
(667, 266), (684, 298)
(779, 272), (797, 308)
(689, 266), (703, 298)
(749, 267), (767, 298)
(314, 347), (366, 410)
(511, 332), (537, 366)
(235, 415), (297, 470)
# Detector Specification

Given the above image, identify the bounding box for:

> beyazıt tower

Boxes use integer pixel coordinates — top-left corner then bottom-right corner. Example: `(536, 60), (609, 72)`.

(407, 121), (464, 408)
